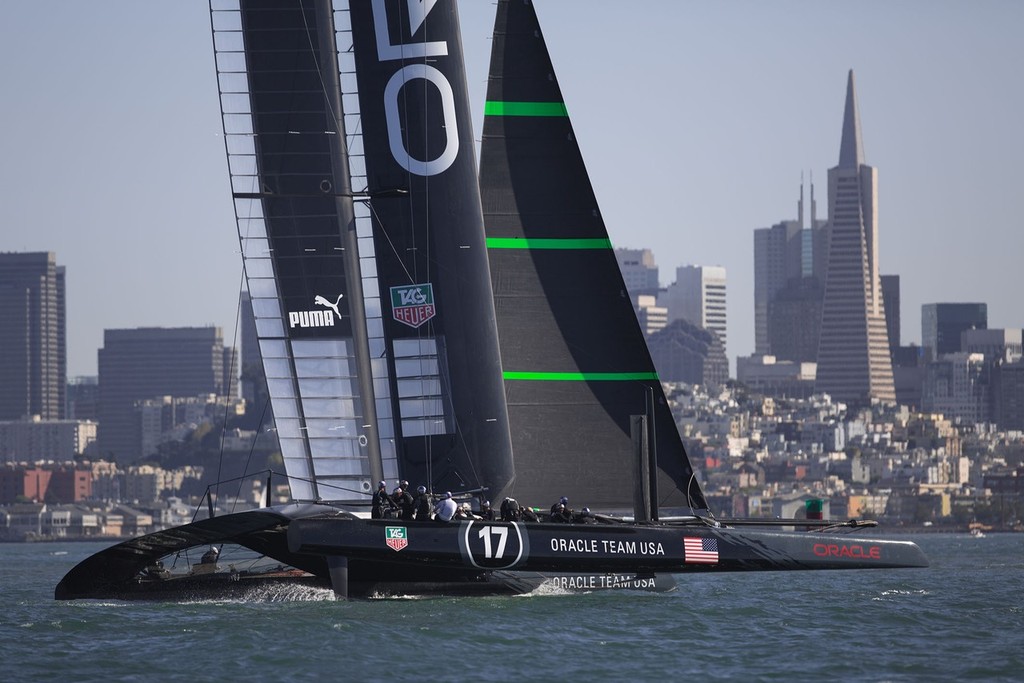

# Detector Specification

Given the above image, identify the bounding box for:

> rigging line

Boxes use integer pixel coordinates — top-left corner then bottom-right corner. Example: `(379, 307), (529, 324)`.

(216, 269), (247, 512)
(231, 393), (273, 509)
(366, 201), (415, 283)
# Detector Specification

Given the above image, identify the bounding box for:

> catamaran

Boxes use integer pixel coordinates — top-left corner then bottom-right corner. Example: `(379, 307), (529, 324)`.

(56, 0), (925, 602)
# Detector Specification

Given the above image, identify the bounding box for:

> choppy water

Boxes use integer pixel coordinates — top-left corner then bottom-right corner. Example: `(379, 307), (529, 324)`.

(3, 534), (1022, 681)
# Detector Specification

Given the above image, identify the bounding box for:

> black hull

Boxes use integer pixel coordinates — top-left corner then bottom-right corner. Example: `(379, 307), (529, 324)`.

(288, 517), (930, 574)
(53, 506), (676, 600)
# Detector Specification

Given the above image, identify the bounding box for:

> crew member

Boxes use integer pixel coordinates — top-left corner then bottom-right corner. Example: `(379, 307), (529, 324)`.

(414, 485), (432, 521)
(550, 503), (573, 523)
(500, 497), (521, 522)
(479, 500), (495, 521)
(371, 481), (394, 519)
(519, 504), (539, 522)
(551, 496), (570, 516)
(573, 507), (596, 524)
(433, 492), (458, 522)
(394, 486), (415, 521)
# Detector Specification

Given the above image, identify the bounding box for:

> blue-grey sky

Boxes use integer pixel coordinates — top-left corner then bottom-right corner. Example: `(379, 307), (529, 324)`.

(2, 1), (1021, 377)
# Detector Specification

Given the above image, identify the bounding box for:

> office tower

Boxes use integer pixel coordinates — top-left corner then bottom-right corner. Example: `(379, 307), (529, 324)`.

(880, 274), (900, 351)
(753, 181), (828, 359)
(922, 353), (989, 424)
(634, 295), (668, 336)
(97, 327), (235, 462)
(663, 265), (727, 356)
(962, 328), (1022, 364)
(815, 71), (896, 404)
(993, 359), (1024, 430)
(0, 252), (66, 420)
(66, 376), (99, 421)
(921, 303), (988, 359)
(614, 248), (660, 299)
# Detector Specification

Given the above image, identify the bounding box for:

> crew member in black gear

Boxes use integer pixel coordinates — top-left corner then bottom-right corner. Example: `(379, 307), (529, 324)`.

(550, 503), (573, 523)
(414, 485), (432, 521)
(394, 486), (415, 521)
(519, 504), (539, 522)
(551, 496), (570, 516)
(371, 481), (393, 519)
(573, 507), (596, 524)
(500, 497), (521, 522)
(479, 500), (495, 521)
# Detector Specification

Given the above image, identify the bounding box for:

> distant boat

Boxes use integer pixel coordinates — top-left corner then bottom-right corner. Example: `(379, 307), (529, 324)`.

(56, 0), (925, 602)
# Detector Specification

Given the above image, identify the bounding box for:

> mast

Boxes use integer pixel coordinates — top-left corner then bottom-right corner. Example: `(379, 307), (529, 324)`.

(312, 1), (383, 487)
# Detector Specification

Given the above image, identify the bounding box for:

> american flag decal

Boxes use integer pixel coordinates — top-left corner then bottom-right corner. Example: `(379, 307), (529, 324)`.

(684, 536), (719, 564)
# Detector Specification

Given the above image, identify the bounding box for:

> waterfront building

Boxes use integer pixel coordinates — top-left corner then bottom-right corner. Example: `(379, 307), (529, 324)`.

(0, 252), (66, 421)
(0, 462), (92, 505)
(815, 71), (895, 404)
(0, 416), (97, 463)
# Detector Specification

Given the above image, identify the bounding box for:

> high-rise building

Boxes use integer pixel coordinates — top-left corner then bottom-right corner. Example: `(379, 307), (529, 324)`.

(614, 248), (660, 299)
(753, 181), (827, 359)
(97, 327), (236, 462)
(922, 353), (989, 424)
(921, 303), (988, 359)
(662, 265), (727, 356)
(815, 71), (895, 404)
(962, 328), (1022, 365)
(633, 295), (668, 336)
(993, 359), (1024, 431)
(0, 252), (66, 420)
(880, 274), (900, 352)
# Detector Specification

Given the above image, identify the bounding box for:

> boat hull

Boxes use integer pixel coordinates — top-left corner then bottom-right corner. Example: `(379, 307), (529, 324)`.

(288, 517), (930, 574)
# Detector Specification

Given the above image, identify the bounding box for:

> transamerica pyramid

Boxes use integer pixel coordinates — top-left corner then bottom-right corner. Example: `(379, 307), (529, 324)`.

(815, 70), (896, 404)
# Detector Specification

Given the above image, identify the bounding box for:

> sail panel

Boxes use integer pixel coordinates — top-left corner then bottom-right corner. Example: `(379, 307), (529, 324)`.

(343, 0), (515, 497)
(480, 0), (708, 511)
(213, 0), (399, 504)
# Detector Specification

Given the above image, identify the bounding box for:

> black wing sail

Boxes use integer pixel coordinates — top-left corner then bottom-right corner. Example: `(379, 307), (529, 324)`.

(345, 0), (515, 496)
(214, 0), (388, 503)
(480, 0), (709, 512)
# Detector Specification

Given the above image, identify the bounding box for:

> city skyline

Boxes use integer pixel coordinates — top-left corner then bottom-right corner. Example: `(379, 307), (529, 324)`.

(2, 1), (1021, 377)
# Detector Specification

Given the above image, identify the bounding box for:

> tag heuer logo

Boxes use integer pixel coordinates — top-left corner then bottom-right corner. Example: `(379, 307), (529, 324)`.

(385, 526), (408, 552)
(391, 283), (436, 329)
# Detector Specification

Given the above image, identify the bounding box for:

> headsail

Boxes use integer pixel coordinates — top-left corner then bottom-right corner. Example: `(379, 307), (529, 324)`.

(480, 0), (709, 511)
(212, 0), (514, 503)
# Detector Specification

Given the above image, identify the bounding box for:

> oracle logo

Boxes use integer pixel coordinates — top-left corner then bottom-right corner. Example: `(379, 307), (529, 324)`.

(812, 543), (881, 560)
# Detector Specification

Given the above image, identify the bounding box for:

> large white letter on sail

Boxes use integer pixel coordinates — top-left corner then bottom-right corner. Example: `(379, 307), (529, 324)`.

(384, 64), (459, 176)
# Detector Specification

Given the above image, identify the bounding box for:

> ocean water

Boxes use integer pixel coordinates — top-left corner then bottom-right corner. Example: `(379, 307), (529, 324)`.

(2, 534), (1022, 682)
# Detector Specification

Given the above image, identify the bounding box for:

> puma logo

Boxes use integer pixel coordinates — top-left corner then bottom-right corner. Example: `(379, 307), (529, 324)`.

(314, 293), (344, 320)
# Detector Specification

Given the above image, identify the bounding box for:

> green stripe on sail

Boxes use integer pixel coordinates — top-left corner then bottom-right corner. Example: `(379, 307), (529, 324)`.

(504, 371), (659, 381)
(486, 237), (612, 250)
(484, 101), (568, 117)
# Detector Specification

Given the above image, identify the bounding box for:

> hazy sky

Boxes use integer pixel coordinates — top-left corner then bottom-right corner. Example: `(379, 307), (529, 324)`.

(2, 1), (1021, 377)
